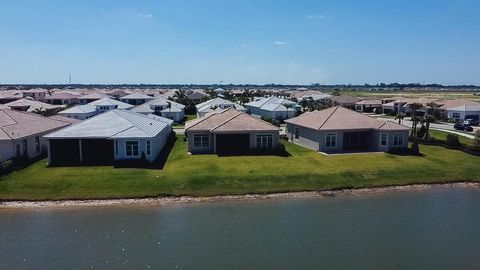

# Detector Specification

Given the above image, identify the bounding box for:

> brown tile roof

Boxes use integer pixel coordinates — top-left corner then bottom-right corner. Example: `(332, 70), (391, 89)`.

(436, 99), (480, 110)
(355, 99), (382, 105)
(0, 109), (71, 140)
(185, 108), (280, 133)
(285, 106), (408, 131)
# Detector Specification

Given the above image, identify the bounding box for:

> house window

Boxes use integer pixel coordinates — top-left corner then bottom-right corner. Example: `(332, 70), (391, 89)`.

(393, 134), (404, 146)
(325, 133), (337, 148)
(35, 136), (40, 153)
(294, 128), (299, 140)
(193, 135), (210, 149)
(16, 145), (20, 157)
(256, 135), (273, 149)
(125, 141), (139, 157)
(115, 141), (118, 156)
(452, 112), (460, 118)
(380, 133), (388, 147)
(146, 140), (151, 156)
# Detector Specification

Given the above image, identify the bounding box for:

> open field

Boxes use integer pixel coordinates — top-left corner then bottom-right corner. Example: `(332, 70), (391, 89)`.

(338, 91), (480, 102)
(1, 136), (479, 201)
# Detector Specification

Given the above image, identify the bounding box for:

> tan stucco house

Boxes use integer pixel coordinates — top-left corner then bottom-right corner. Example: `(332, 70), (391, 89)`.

(185, 108), (281, 155)
(285, 106), (409, 153)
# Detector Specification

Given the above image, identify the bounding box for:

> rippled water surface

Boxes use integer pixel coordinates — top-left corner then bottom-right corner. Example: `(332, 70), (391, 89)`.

(1, 187), (480, 270)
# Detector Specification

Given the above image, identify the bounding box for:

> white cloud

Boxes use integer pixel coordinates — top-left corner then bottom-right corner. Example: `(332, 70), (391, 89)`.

(136, 13), (154, 19)
(273, 41), (288, 46)
(306, 14), (325, 20)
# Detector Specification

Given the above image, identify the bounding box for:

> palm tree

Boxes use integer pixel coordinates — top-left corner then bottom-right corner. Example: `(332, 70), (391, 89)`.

(423, 114), (435, 139)
(395, 113), (405, 125)
(407, 102), (423, 136)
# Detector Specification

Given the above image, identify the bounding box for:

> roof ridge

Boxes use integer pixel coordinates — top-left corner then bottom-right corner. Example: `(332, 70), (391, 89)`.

(210, 110), (242, 131)
(185, 110), (223, 130)
(317, 106), (340, 129)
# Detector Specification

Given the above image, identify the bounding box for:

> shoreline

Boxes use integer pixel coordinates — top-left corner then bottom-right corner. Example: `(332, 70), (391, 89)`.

(1, 182), (479, 209)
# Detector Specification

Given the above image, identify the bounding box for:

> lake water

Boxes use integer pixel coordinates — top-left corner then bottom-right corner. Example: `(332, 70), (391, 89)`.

(1, 188), (480, 270)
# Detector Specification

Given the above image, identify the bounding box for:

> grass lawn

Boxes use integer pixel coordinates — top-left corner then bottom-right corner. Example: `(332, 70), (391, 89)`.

(429, 129), (475, 146)
(1, 137), (480, 200)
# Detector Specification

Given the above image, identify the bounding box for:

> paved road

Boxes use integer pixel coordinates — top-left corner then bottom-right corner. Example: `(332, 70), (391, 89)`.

(376, 117), (477, 139)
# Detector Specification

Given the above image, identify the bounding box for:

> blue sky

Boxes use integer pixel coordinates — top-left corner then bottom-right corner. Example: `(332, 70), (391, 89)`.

(1, 0), (479, 85)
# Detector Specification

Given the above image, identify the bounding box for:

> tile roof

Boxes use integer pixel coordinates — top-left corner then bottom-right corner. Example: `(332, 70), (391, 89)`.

(438, 99), (480, 110)
(120, 92), (154, 100)
(4, 98), (65, 112)
(185, 108), (280, 133)
(130, 98), (185, 114)
(196, 98), (246, 113)
(285, 106), (408, 131)
(0, 109), (72, 140)
(447, 105), (480, 112)
(45, 110), (173, 139)
(355, 99), (382, 105)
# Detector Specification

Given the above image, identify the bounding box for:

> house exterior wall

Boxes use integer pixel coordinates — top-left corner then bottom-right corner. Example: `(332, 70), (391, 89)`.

(186, 132), (215, 154)
(286, 124), (320, 151)
(1, 131), (52, 161)
(114, 127), (171, 163)
(246, 106), (295, 120)
(286, 123), (409, 153)
(186, 131), (279, 154)
(447, 109), (480, 121)
(58, 111), (98, 120)
(160, 110), (185, 122)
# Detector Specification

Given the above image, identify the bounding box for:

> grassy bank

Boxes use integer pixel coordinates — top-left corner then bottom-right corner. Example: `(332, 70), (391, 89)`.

(429, 129), (475, 146)
(1, 137), (480, 200)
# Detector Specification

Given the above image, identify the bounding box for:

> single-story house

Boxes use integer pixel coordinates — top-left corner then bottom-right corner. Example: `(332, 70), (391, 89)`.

(58, 98), (133, 120)
(0, 91), (23, 104)
(285, 106), (409, 153)
(244, 96), (296, 121)
(44, 110), (173, 165)
(291, 90), (332, 102)
(196, 98), (246, 117)
(331, 96), (362, 109)
(22, 88), (48, 101)
(355, 100), (382, 113)
(446, 105), (480, 121)
(0, 109), (72, 161)
(3, 98), (65, 113)
(187, 90), (209, 103)
(130, 98), (185, 122)
(185, 108), (281, 155)
(44, 91), (82, 105)
(120, 92), (155, 105)
(76, 92), (111, 104)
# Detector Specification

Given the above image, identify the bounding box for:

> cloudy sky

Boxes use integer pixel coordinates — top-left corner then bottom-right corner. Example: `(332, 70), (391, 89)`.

(1, 0), (479, 85)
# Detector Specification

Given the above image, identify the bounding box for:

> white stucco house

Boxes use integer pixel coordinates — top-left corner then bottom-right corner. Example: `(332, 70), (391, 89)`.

(244, 97), (296, 121)
(446, 105), (480, 121)
(196, 98), (246, 117)
(0, 109), (72, 161)
(44, 110), (173, 165)
(57, 98), (133, 120)
(130, 98), (185, 122)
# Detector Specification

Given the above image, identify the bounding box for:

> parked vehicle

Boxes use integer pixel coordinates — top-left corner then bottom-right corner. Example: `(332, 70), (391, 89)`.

(454, 123), (473, 132)
(463, 119), (479, 126)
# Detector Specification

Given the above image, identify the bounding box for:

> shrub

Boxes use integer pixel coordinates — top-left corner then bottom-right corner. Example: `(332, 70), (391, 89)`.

(0, 160), (14, 175)
(411, 140), (420, 155)
(446, 134), (461, 147)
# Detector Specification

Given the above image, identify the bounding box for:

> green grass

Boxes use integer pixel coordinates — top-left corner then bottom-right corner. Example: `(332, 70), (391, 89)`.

(428, 129), (475, 146)
(1, 137), (480, 200)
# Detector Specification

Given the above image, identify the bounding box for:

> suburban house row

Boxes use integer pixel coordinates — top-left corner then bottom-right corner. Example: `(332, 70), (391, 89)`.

(1, 105), (409, 166)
